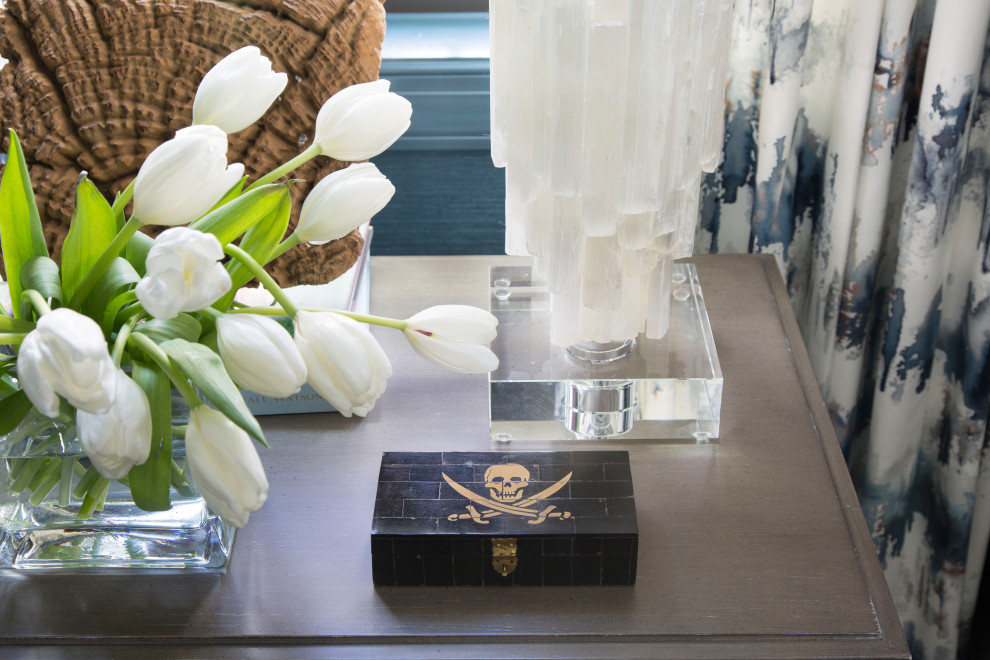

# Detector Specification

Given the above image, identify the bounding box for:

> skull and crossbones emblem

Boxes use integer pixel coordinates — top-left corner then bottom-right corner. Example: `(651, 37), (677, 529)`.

(444, 463), (572, 525)
(485, 464), (530, 502)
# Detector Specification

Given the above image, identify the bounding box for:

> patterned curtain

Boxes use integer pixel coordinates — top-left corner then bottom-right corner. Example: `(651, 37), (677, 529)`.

(699, 0), (990, 657)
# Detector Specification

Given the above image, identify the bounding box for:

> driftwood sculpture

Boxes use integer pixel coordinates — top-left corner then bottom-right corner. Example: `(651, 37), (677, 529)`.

(0, 0), (387, 286)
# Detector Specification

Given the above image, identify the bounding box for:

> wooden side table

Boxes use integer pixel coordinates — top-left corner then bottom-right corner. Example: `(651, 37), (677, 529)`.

(0, 254), (909, 659)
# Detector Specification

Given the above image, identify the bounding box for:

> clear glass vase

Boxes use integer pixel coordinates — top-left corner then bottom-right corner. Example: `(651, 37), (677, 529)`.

(0, 410), (234, 570)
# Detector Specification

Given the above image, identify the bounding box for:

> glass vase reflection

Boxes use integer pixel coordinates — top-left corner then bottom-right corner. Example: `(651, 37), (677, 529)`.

(0, 410), (234, 570)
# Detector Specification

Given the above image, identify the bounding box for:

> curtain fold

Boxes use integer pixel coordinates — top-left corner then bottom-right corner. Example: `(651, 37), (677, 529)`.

(701, 0), (990, 657)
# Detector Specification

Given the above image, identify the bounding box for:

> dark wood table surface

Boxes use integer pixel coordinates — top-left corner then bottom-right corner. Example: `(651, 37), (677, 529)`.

(0, 254), (910, 659)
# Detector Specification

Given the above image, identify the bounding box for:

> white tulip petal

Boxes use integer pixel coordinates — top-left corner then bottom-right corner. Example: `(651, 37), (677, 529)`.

(193, 46), (288, 134)
(406, 332), (499, 374)
(293, 311), (390, 418)
(77, 370), (152, 480)
(186, 406), (268, 528)
(136, 228), (232, 320)
(16, 309), (116, 416)
(295, 163), (395, 245)
(133, 125), (244, 227)
(16, 334), (61, 418)
(313, 79), (412, 161)
(217, 314), (307, 398)
(406, 305), (498, 344)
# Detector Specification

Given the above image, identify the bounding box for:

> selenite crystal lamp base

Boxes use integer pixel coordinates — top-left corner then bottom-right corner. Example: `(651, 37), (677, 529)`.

(488, 262), (722, 443)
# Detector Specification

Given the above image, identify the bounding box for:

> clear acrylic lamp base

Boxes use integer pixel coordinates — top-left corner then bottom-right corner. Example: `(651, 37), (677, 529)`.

(489, 262), (722, 443)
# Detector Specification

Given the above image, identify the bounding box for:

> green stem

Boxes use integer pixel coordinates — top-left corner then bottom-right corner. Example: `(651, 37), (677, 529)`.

(223, 244), (299, 318)
(198, 306), (222, 321)
(111, 316), (141, 366)
(72, 465), (102, 499)
(112, 179), (136, 219)
(22, 289), (52, 317)
(27, 457), (60, 496)
(247, 144), (321, 191)
(58, 457), (76, 507)
(29, 462), (64, 506)
(10, 458), (43, 493)
(127, 333), (202, 408)
(231, 305), (409, 331)
(69, 216), (143, 309)
(170, 459), (195, 497)
(78, 477), (110, 519)
(265, 233), (301, 265)
(0, 333), (27, 345)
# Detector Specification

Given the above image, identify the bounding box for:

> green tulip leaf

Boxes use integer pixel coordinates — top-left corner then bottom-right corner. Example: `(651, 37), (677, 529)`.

(0, 315), (34, 333)
(0, 130), (48, 318)
(61, 176), (117, 301)
(127, 360), (172, 512)
(134, 314), (202, 343)
(0, 370), (15, 394)
(159, 338), (267, 446)
(214, 188), (292, 311)
(189, 183), (288, 247)
(20, 256), (64, 307)
(101, 290), (139, 335)
(0, 389), (33, 436)
(110, 179), (134, 230)
(82, 257), (139, 321)
(124, 231), (154, 277)
(209, 176), (247, 212)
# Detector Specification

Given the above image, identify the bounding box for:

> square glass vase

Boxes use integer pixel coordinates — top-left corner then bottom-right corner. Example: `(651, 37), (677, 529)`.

(0, 411), (234, 570)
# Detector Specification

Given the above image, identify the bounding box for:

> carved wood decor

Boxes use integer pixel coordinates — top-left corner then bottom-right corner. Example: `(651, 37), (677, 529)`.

(0, 0), (387, 285)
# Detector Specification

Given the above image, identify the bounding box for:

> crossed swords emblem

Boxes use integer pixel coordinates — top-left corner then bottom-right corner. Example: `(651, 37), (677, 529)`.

(443, 468), (573, 525)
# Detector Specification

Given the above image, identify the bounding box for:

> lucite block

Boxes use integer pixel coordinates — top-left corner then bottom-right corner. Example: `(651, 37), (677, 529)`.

(489, 263), (722, 442)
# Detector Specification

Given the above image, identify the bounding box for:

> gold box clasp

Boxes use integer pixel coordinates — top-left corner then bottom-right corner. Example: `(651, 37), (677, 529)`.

(491, 537), (518, 577)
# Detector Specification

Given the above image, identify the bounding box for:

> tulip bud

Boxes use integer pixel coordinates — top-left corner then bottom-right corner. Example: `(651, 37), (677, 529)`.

(132, 125), (245, 227)
(135, 227), (232, 320)
(313, 80), (412, 161)
(193, 46), (288, 134)
(186, 406), (268, 528)
(294, 163), (395, 245)
(16, 308), (117, 417)
(293, 310), (391, 417)
(76, 370), (152, 480)
(403, 305), (499, 374)
(216, 314), (307, 398)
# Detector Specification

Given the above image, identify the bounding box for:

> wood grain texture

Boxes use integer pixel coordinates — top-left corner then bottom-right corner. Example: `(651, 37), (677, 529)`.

(0, 254), (909, 659)
(0, 0), (386, 285)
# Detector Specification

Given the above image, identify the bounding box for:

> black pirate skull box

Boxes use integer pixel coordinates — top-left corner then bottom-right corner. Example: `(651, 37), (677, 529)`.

(370, 451), (638, 586)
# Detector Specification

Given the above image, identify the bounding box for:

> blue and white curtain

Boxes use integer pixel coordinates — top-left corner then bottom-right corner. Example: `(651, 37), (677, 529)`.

(699, 0), (990, 657)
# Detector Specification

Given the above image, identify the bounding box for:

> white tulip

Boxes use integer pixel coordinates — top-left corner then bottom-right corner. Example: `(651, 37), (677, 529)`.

(193, 46), (288, 134)
(135, 227), (232, 320)
(313, 79), (412, 161)
(16, 308), (116, 417)
(294, 163), (395, 245)
(403, 305), (499, 374)
(216, 314), (307, 398)
(132, 125), (245, 226)
(293, 310), (391, 417)
(186, 406), (268, 528)
(76, 370), (152, 480)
